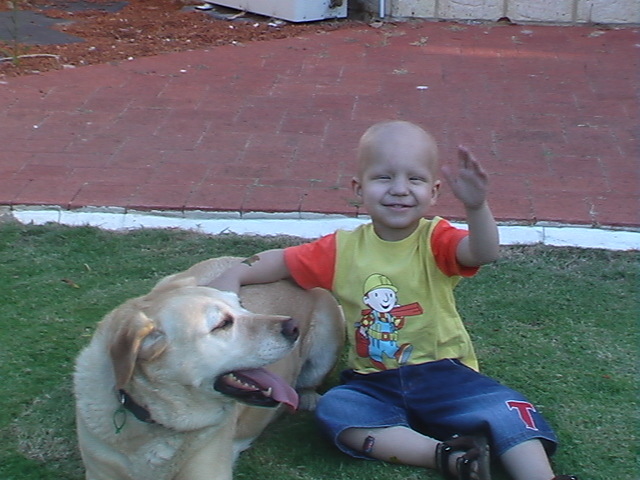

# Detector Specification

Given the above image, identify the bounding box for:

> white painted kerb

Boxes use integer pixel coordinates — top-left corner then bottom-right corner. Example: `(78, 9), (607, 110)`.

(10, 207), (640, 251)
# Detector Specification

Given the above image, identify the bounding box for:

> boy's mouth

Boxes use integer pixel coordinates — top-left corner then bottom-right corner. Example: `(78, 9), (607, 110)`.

(384, 203), (413, 210)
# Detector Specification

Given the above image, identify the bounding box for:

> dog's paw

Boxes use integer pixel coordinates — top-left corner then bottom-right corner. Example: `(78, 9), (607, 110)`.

(297, 390), (321, 411)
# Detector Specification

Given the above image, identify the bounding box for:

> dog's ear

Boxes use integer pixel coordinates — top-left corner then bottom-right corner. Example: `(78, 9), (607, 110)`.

(138, 328), (168, 361)
(109, 311), (167, 389)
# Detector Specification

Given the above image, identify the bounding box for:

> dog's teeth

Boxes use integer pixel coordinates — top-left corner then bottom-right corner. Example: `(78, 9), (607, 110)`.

(263, 387), (273, 397)
(225, 372), (260, 391)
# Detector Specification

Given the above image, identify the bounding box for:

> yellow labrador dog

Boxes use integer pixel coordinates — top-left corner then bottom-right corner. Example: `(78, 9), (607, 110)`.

(74, 257), (344, 480)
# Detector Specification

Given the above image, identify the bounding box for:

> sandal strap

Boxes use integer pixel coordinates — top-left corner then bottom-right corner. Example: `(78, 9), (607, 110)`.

(435, 442), (456, 480)
(456, 456), (472, 480)
(434, 435), (491, 480)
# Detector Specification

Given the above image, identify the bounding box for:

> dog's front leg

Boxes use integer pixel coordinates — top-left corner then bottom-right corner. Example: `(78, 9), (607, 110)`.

(174, 415), (237, 480)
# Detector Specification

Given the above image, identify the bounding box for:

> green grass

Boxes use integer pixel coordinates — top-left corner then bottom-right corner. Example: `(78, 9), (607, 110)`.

(0, 221), (637, 480)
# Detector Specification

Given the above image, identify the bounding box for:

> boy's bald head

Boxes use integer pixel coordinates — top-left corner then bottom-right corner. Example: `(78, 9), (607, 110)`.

(356, 120), (439, 177)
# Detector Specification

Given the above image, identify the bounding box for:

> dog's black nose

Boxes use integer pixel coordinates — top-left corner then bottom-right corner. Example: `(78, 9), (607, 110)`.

(281, 318), (300, 342)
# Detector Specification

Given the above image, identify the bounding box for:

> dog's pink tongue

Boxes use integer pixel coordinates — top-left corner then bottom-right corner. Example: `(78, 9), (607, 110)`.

(242, 368), (299, 410)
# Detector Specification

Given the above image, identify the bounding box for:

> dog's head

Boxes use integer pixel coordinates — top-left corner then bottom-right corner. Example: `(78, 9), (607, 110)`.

(106, 285), (300, 413)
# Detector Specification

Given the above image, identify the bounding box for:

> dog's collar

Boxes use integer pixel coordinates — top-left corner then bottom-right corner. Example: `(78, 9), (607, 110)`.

(118, 389), (156, 424)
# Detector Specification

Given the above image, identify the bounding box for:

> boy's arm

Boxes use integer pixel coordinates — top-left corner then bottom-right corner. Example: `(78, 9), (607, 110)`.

(207, 249), (291, 294)
(442, 146), (500, 267)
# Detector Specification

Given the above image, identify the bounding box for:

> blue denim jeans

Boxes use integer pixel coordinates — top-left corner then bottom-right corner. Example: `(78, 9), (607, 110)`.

(315, 359), (557, 459)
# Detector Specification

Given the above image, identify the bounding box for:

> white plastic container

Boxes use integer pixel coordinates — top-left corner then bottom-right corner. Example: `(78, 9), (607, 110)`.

(210, 0), (347, 22)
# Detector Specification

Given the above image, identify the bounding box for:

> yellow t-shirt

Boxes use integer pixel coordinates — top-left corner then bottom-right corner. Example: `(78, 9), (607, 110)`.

(285, 217), (479, 374)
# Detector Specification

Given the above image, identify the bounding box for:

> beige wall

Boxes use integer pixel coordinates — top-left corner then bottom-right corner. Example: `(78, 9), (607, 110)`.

(360, 0), (640, 24)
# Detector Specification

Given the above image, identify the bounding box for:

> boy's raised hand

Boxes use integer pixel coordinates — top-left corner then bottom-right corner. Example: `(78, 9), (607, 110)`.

(441, 146), (489, 210)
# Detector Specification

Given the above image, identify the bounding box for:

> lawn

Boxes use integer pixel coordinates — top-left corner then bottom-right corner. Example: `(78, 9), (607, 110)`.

(1, 221), (637, 480)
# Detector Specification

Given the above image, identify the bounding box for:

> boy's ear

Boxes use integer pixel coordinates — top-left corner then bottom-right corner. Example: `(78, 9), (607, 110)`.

(351, 177), (362, 196)
(430, 180), (441, 204)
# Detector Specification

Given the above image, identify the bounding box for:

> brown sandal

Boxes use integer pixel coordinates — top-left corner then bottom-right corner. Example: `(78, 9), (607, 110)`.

(435, 434), (491, 480)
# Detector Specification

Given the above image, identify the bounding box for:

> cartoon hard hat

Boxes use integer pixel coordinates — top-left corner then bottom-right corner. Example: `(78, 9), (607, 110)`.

(363, 274), (398, 295)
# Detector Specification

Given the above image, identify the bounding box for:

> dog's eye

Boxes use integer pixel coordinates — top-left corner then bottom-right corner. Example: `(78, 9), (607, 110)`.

(211, 314), (234, 332)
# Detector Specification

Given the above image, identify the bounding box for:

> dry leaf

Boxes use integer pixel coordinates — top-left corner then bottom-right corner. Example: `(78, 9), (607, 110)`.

(61, 279), (80, 289)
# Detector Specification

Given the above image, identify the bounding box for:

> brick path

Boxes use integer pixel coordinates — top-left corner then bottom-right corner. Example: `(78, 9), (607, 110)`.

(1, 21), (638, 228)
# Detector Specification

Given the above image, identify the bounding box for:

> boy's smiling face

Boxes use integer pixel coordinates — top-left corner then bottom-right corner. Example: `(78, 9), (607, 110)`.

(353, 121), (441, 242)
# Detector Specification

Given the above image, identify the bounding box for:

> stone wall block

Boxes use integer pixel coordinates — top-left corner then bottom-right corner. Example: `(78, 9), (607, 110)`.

(576, 0), (640, 23)
(438, 0), (504, 20)
(507, 0), (576, 23)
(389, 0), (436, 18)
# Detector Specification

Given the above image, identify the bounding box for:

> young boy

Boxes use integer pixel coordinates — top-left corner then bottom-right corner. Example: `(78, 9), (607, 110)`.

(208, 121), (578, 480)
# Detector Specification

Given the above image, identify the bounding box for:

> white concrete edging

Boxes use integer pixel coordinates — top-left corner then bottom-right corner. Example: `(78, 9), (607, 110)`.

(8, 206), (640, 251)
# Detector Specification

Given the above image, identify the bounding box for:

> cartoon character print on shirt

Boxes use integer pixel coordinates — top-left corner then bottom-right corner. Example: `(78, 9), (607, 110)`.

(355, 274), (423, 370)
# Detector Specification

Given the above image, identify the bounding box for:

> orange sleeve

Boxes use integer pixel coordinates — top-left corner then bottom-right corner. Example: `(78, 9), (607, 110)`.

(431, 220), (479, 278)
(283, 233), (337, 290)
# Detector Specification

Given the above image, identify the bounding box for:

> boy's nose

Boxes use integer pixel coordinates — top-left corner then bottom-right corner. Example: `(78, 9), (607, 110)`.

(389, 178), (410, 195)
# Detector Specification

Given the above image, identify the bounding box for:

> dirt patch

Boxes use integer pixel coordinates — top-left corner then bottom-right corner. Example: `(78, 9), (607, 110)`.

(0, 0), (361, 77)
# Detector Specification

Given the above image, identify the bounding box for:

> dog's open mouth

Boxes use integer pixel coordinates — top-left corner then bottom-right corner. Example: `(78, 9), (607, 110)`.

(214, 368), (299, 410)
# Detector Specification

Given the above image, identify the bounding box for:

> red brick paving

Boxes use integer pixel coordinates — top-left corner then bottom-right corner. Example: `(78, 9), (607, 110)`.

(1, 22), (638, 228)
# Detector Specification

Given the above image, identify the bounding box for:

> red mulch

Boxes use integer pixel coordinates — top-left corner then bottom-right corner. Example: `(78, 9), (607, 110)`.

(0, 0), (360, 77)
